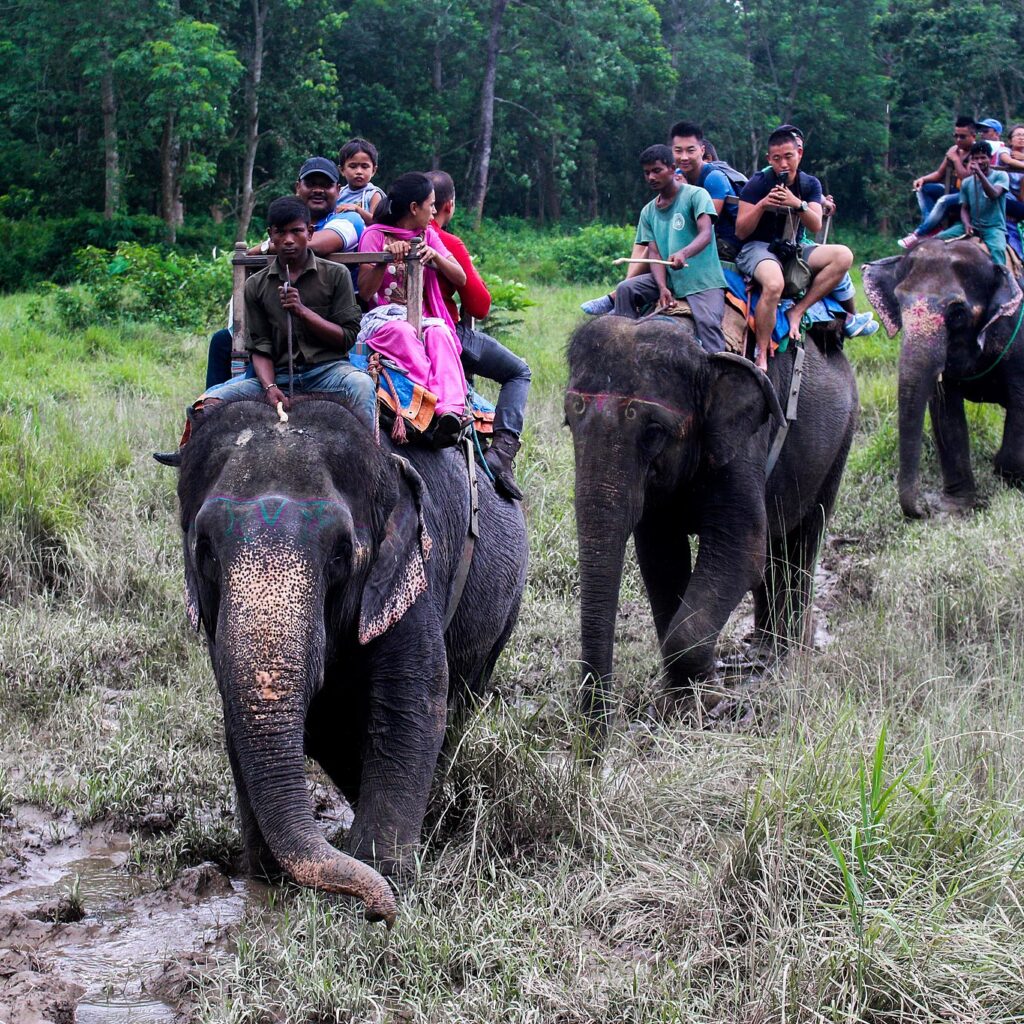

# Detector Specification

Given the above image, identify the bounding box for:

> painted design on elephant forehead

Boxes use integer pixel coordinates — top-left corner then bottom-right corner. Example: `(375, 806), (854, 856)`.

(901, 302), (945, 338)
(566, 389), (689, 420)
(208, 496), (343, 540)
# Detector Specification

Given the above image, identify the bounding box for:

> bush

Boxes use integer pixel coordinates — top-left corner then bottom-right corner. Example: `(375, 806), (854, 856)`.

(479, 274), (534, 337)
(0, 212), (240, 293)
(547, 224), (635, 284)
(45, 243), (230, 332)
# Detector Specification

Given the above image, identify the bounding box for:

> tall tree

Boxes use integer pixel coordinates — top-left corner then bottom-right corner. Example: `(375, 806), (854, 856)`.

(118, 19), (241, 242)
(467, 0), (508, 226)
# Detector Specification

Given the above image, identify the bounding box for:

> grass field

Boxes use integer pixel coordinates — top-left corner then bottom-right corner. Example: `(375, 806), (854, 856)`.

(2, 266), (1024, 1022)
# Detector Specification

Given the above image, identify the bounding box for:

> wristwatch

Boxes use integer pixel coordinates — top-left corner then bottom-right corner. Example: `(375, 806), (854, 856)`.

(799, 201), (809, 213)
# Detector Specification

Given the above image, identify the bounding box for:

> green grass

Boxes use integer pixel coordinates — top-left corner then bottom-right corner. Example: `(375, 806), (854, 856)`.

(2, 271), (1024, 1021)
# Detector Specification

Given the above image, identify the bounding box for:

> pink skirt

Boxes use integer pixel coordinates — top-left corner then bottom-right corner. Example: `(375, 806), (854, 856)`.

(367, 320), (467, 415)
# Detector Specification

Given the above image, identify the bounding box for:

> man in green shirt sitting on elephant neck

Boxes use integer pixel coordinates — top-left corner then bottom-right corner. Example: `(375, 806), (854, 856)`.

(607, 144), (728, 353)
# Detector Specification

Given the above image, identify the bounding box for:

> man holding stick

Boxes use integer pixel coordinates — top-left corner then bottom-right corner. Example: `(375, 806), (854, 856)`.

(602, 144), (727, 353)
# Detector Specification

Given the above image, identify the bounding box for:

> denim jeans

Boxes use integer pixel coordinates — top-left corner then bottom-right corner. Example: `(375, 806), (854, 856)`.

(203, 359), (377, 430)
(456, 322), (531, 435)
(206, 328), (256, 389)
(916, 182), (947, 220)
(915, 191), (960, 237)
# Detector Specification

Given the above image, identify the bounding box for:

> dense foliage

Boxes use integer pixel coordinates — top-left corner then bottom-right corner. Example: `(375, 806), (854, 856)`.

(2, 1), (1024, 243)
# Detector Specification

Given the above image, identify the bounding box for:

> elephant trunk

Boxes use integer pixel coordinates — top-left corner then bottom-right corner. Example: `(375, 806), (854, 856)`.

(574, 441), (645, 736)
(217, 551), (397, 924)
(897, 316), (947, 518)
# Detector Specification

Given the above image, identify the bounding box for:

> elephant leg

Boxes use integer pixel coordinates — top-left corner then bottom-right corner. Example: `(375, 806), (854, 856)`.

(634, 500), (692, 644)
(929, 388), (977, 508)
(994, 390), (1024, 485)
(349, 615), (449, 880)
(305, 680), (367, 809)
(660, 475), (767, 699)
(225, 728), (283, 880)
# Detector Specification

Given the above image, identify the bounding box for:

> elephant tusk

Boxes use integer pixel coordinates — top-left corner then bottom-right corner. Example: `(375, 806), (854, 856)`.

(276, 401), (289, 423)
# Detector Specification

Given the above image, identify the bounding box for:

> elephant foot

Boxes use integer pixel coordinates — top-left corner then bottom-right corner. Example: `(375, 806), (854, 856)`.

(937, 491), (978, 517)
(994, 459), (1024, 488)
(899, 493), (931, 519)
(244, 846), (286, 883)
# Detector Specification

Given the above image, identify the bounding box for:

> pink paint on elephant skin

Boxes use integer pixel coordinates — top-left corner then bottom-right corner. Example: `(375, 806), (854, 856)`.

(900, 301), (946, 343)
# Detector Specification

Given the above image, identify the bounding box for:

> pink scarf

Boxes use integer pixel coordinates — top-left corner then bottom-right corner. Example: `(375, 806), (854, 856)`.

(360, 224), (457, 332)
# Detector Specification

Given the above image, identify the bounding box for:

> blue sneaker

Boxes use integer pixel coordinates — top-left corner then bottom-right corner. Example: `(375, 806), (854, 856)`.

(844, 311), (879, 337)
(581, 295), (613, 315)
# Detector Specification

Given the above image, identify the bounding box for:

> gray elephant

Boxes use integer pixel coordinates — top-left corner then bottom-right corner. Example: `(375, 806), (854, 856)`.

(565, 316), (858, 736)
(862, 240), (1024, 518)
(171, 398), (527, 923)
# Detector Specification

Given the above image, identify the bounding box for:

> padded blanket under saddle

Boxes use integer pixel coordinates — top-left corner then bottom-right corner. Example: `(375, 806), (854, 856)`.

(350, 342), (495, 434)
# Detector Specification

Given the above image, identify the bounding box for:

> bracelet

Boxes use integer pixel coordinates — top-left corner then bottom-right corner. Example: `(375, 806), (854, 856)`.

(263, 382), (276, 391)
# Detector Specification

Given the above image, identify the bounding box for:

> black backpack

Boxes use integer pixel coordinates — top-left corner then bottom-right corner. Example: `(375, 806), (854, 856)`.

(699, 160), (748, 195)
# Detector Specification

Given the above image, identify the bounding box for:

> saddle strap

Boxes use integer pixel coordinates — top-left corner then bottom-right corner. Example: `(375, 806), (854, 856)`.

(443, 434), (479, 631)
(765, 344), (806, 478)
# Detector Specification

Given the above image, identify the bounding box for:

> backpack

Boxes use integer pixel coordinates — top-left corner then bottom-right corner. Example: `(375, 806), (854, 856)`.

(700, 160), (748, 195)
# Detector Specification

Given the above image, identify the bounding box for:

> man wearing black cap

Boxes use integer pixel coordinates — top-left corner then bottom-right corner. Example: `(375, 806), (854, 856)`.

(247, 156), (362, 258)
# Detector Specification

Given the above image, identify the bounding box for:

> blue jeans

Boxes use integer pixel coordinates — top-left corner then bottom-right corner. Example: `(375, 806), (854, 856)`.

(203, 359), (377, 431)
(915, 191), (960, 237)
(456, 323), (531, 435)
(916, 182), (947, 220)
(206, 329), (257, 389)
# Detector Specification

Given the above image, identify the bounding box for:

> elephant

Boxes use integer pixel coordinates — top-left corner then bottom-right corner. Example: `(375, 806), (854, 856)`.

(862, 240), (1024, 518)
(565, 316), (858, 736)
(170, 398), (527, 923)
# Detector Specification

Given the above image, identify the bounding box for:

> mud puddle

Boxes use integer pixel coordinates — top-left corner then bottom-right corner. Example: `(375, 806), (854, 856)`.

(0, 808), (265, 1024)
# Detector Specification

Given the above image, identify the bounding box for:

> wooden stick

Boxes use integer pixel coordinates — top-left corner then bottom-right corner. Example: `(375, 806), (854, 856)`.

(612, 257), (674, 266)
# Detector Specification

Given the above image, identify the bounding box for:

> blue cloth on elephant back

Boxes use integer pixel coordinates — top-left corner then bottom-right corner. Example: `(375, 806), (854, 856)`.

(722, 266), (844, 352)
(349, 342), (495, 432)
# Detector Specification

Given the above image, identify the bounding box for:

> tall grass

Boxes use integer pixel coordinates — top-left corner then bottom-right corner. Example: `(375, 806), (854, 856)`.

(2, 268), (1024, 1021)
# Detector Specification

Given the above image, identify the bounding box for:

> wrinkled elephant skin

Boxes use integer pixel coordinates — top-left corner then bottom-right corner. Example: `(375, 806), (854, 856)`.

(863, 240), (1024, 518)
(566, 317), (858, 737)
(172, 399), (527, 923)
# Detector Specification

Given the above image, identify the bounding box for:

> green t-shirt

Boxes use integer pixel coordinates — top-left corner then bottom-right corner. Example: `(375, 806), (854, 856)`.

(635, 183), (726, 298)
(961, 170), (1009, 230)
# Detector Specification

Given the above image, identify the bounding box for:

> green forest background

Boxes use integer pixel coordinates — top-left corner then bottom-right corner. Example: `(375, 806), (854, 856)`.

(2, 0), (1023, 284)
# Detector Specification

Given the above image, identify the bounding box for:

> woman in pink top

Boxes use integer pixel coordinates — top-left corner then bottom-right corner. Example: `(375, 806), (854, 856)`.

(358, 173), (469, 426)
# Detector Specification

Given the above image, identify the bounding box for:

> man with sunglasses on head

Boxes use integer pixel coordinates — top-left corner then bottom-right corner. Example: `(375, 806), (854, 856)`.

(899, 116), (976, 251)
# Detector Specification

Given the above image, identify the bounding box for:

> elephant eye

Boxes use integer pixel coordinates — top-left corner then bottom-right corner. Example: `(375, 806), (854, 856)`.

(945, 301), (971, 331)
(640, 421), (668, 455)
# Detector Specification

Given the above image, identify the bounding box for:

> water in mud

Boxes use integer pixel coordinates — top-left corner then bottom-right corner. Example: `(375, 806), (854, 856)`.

(0, 817), (262, 1023)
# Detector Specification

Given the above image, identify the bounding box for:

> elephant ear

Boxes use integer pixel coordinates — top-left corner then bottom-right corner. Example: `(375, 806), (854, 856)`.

(703, 352), (783, 469)
(358, 454), (433, 645)
(861, 256), (905, 337)
(978, 264), (1023, 351)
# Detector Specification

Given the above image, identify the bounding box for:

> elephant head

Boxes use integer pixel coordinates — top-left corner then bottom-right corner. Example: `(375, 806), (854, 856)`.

(177, 399), (432, 924)
(863, 241), (1023, 517)
(565, 316), (782, 735)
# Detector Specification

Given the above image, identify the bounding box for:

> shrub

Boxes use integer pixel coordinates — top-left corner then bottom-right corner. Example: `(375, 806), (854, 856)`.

(46, 243), (230, 332)
(547, 224), (636, 284)
(479, 275), (535, 337)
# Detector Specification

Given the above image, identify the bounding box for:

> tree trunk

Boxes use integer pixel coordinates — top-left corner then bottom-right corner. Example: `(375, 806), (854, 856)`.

(160, 115), (181, 244)
(100, 47), (120, 220)
(236, 0), (269, 243)
(430, 40), (443, 170)
(467, 0), (508, 227)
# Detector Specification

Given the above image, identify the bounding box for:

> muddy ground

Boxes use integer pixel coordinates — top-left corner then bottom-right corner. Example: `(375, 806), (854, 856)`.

(0, 541), (861, 1024)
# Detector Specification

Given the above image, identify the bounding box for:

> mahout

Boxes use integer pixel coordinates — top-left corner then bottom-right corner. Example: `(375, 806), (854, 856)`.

(167, 397), (527, 923)
(565, 316), (857, 737)
(863, 240), (1024, 518)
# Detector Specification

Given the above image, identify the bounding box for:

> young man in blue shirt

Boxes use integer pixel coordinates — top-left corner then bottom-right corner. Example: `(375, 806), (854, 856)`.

(669, 120), (741, 261)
